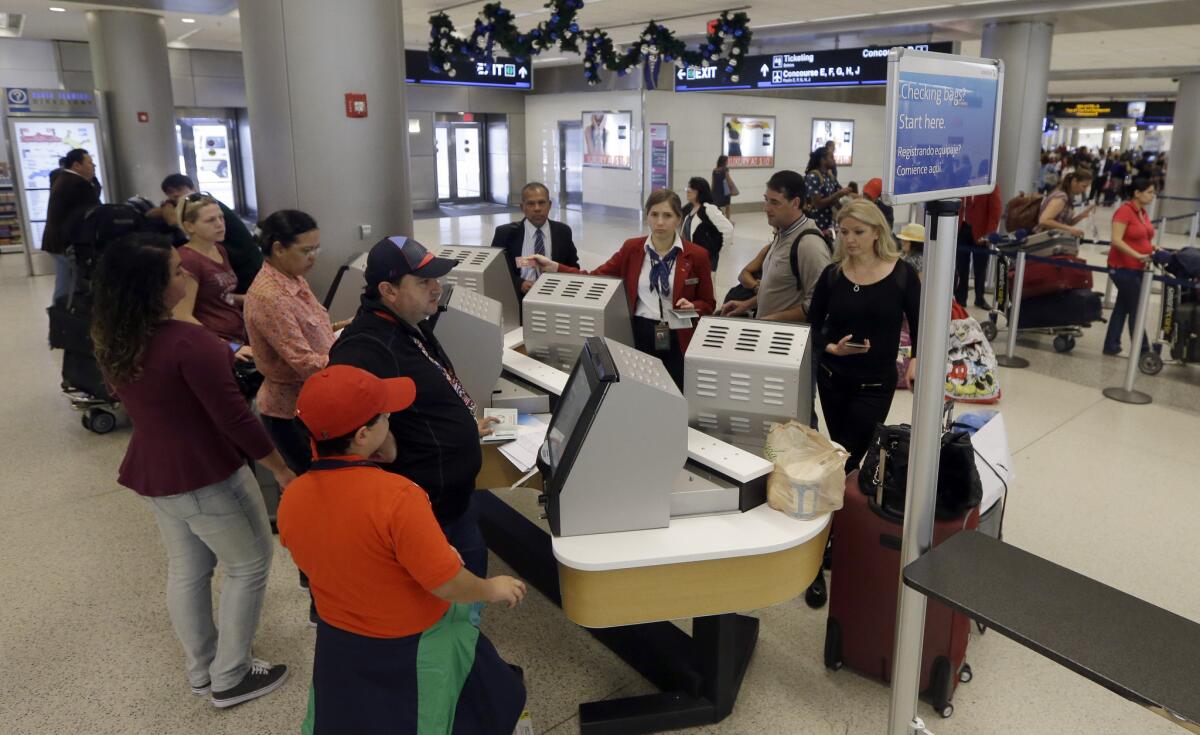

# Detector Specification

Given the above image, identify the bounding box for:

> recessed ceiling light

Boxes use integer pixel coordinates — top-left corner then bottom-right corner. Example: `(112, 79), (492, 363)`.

(181, 18), (196, 23)
(49, 6), (67, 11)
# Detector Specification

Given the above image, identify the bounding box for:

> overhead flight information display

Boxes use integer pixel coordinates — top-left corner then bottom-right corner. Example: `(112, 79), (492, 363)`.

(675, 42), (954, 92)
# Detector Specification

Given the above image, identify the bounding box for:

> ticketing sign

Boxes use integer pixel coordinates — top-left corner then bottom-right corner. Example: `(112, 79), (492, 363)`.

(674, 42), (954, 92)
(405, 50), (532, 89)
(1046, 99), (1173, 123)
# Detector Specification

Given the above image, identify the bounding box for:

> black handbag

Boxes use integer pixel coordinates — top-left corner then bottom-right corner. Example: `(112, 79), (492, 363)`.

(858, 423), (982, 520)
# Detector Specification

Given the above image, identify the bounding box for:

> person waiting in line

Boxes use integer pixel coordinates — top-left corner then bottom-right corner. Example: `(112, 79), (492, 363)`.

(90, 233), (294, 708)
(329, 237), (500, 578)
(956, 187), (1003, 309)
(1104, 177), (1157, 357)
(279, 365), (527, 734)
(861, 178), (895, 231)
(720, 170), (831, 323)
(682, 177), (734, 272)
(804, 146), (853, 241)
(153, 174), (262, 293)
(172, 195), (252, 360)
(522, 189), (715, 388)
(1036, 169), (1095, 237)
(490, 182), (579, 297)
(42, 148), (101, 308)
(802, 200), (921, 607)
(897, 222), (925, 275)
(712, 155), (738, 220)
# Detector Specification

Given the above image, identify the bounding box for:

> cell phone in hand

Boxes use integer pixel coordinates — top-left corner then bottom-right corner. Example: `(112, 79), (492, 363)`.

(845, 341), (868, 350)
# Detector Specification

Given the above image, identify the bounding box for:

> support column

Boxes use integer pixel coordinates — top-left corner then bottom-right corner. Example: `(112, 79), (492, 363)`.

(1069, 126), (1080, 148)
(981, 21), (1053, 201)
(1163, 74), (1200, 233)
(1120, 124), (1132, 152)
(85, 10), (177, 201)
(239, 0), (413, 297)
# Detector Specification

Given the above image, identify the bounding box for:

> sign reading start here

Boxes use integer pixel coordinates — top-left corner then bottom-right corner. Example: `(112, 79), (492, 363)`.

(883, 49), (1003, 205)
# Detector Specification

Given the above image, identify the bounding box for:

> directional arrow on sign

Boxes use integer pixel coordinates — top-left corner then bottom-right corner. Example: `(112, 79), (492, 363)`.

(518, 66), (528, 79)
(677, 68), (686, 80)
(760, 63), (769, 76)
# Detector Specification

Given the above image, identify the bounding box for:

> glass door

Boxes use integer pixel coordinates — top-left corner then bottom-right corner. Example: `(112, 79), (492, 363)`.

(175, 111), (248, 214)
(558, 121), (583, 209)
(435, 121), (486, 202)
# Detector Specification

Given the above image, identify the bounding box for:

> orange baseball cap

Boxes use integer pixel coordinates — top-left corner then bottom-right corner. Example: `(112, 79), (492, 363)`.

(296, 365), (416, 440)
(863, 178), (883, 200)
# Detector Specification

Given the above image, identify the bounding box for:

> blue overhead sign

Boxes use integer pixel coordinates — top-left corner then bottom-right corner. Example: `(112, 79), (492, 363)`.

(883, 49), (1003, 204)
(404, 50), (531, 90)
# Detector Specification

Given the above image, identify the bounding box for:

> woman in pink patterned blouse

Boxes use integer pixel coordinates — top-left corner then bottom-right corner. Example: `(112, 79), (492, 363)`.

(244, 210), (349, 473)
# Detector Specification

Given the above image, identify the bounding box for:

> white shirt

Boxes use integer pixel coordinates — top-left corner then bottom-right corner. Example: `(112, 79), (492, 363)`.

(520, 219), (552, 283)
(635, 233), (683, 320)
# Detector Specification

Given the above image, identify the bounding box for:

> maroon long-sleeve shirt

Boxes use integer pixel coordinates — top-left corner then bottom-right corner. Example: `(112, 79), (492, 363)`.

(115, 320), (274, 497)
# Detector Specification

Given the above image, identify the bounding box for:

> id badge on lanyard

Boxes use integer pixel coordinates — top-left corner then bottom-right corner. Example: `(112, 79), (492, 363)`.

(654, 319), (671, 351)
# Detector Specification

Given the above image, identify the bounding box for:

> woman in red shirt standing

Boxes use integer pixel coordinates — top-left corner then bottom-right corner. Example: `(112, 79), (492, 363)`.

(523, 189), (715, 388)
(91, 233), (296, 708)
(1104, 177), (1157, 356)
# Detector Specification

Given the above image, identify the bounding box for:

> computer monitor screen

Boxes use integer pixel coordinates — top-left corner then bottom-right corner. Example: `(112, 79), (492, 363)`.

(543, 338), (617, 475)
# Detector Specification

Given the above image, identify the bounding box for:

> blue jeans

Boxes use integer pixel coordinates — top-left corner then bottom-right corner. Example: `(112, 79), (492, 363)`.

(142, 465), (274, 691)
(1104, 268), (1151, 354)
(51, 253), (75, 306)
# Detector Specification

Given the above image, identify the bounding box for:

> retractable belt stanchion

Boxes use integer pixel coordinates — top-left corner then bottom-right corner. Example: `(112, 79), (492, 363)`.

(995, 248), (1030, 368)
(1189, 212), (1199, 247)
(1103, 274), (1116, 310)
(887, 199), (960, 735)
(1155, 218), (1166, 247)
(1102, 268), (1155, 405)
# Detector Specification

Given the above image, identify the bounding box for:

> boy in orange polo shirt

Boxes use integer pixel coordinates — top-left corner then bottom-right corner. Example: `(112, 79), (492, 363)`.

(278, 365), (527, 734)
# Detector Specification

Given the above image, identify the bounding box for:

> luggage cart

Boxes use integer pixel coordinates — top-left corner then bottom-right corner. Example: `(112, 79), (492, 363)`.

(979, 230), (1095, 353)
(1139, 253), (1200, 375)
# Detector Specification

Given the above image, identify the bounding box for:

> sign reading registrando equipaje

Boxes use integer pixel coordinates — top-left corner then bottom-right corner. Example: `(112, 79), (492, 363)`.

(882, 48), (1003, 205)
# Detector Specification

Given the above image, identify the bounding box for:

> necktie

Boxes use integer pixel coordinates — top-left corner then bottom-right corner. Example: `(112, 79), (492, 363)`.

(534, 228), (545, 256)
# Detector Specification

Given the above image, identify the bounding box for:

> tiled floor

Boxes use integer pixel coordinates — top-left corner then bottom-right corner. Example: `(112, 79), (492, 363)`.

(1, 203), (1196, 735)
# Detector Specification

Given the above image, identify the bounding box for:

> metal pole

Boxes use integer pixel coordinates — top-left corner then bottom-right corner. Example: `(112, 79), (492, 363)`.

(1189, 212), (1199, 247)
(995, 249), (1030, 368)
(887, 199), (960, 735)
(1155, 217), (1166, 247)
(1102, 268), (1154, 405)
(1103, 271), (1116, 309)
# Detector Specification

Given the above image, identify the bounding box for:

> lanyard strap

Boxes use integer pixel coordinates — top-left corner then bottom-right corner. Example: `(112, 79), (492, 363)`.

(411, 336), (477, 414)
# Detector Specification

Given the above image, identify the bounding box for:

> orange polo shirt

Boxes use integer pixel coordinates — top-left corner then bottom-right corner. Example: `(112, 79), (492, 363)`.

(278, 458), (462, 638)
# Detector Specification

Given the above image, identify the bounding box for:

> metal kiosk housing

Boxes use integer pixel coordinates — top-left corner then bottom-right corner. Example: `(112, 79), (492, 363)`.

(436, 245), (521, 331)
(522, 273), (635, 372)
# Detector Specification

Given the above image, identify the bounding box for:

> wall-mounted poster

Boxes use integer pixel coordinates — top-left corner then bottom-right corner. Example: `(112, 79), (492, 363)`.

(582, 110), (632, 168)
(722, 115), (775, 168)
(811, 119), (855, 166)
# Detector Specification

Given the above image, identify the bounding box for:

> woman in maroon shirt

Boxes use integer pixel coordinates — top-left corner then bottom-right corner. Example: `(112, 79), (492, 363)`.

(91, 233), (295, 708)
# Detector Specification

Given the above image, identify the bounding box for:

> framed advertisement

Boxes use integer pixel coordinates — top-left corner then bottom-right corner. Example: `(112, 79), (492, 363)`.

(722, 114), (775, 168)
(811, 119), (855, 166)
(582, 110), (632, 169)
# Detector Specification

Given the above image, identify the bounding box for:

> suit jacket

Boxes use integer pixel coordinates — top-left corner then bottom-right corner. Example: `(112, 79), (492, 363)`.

(491, 218), (580, 294)
(558, 237), (716, 354)
(41, 171), (101, 256)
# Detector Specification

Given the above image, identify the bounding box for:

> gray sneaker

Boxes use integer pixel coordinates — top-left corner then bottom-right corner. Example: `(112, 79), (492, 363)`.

(211, 659), (288, 708)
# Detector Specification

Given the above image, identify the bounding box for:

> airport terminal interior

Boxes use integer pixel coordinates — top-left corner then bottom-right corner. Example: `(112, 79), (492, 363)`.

(1, 1), (1198, 734)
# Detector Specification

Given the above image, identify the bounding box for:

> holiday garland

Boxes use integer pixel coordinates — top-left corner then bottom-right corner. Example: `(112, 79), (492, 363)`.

(429, 1), (751, 88)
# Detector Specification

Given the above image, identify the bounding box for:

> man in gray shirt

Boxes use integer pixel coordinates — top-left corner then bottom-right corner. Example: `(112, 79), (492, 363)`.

(721, 170), (831, 321)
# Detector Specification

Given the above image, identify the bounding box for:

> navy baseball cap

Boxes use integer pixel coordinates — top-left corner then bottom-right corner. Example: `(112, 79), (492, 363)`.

(364, 235), (457, 286)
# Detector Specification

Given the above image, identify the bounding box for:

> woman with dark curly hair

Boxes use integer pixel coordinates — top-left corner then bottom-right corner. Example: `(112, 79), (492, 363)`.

(91, 232), (295, 708)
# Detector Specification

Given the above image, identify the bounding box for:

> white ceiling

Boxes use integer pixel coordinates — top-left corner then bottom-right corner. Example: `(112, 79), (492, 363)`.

(4, 0), (1198, 97)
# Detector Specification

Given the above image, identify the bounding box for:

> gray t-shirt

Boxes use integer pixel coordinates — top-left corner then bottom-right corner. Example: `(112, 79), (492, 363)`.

(757, 218), (832, 320)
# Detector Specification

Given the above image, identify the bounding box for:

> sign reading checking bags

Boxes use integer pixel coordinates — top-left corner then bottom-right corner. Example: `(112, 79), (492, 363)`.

(882, 48), (1003, 204)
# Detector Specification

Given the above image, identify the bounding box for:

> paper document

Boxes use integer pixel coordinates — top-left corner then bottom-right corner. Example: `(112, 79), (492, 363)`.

(497, 414), (549, 472)
(482, 408), (519, 443)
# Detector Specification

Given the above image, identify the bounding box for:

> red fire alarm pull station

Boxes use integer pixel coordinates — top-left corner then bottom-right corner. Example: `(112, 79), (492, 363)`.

(137, 111), (149, 123)
(345, 93), (368, 118)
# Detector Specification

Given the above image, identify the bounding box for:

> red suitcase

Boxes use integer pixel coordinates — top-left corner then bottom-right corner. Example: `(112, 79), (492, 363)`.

(1008, 255), (1093, 298)
(824, 471), (978, 718)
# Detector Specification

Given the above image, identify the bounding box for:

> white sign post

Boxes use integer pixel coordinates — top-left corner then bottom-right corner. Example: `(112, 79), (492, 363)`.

(882, 49), (1003, 735)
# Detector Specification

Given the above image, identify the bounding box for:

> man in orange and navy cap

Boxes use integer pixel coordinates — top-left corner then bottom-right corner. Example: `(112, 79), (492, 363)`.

(328, 236), (500, 578)
(278, 364), (526, 734)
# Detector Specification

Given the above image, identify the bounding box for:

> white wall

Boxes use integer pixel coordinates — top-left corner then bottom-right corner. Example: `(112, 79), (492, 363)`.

(525, 90), (644, 212)
(643, 90), (886, 207)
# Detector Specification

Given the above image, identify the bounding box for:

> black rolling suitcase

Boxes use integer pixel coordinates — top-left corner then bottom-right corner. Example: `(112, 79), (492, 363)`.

(1017, 288), (1102, 329)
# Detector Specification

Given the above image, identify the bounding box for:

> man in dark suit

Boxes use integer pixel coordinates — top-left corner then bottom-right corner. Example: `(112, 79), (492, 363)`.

(42, 148), (101, 306)
(490, 182), (579, 296)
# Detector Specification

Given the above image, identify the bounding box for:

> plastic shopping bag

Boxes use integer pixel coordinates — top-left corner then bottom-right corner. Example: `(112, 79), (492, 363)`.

(763, 421), (850, 519)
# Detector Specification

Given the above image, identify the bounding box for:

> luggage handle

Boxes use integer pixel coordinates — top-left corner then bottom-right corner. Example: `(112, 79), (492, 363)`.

(879, 534), (902, 551)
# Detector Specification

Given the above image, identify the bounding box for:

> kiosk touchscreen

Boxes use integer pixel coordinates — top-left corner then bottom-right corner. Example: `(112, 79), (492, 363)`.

(538, 337), (686, 537)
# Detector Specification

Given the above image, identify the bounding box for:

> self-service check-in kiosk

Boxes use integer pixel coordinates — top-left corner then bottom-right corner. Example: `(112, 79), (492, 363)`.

(429, 285), (503, 412)
(436, 246), (521, 331)
(522, 274), (634, 373)
(684, 316), (813, 454)
(537, 337), (767, 537)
